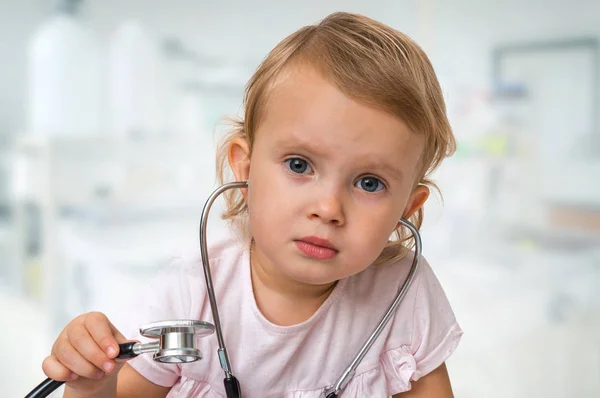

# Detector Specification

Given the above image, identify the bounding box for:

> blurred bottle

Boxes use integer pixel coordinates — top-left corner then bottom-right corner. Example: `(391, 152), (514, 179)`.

(108, 20), (165, 138)
(161, 38), (207, 138)
(27, 0), (101, 136)
(173, 80), (206, 137)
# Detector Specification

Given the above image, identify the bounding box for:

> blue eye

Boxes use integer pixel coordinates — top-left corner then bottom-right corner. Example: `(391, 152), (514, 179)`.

(355, 176), (385, 192)
(285, 158), (312, 174)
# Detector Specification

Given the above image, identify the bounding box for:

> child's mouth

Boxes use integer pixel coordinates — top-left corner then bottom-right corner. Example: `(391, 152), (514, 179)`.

(294, 237), (338, 260)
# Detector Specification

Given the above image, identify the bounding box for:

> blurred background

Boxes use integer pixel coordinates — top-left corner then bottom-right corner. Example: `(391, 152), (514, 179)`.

(1, 0), (599, 397)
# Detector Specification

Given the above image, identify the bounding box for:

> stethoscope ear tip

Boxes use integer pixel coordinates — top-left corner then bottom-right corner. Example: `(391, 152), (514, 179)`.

(224, 375), (242, 398)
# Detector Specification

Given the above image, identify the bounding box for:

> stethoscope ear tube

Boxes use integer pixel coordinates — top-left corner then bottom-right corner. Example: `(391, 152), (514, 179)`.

(25, 342), (140, 398)
(25, 182), (421, 398)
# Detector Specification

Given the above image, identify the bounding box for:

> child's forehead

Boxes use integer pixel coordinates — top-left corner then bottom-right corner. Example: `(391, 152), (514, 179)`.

(261, 64), (416, 138)
(263, 61), (322, 101)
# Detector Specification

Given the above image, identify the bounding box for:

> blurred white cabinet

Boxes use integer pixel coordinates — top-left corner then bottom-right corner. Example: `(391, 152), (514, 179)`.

(10, 133), (220, 334)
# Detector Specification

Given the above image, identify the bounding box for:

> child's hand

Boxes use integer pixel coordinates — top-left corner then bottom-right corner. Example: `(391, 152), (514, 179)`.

(42, 312), (134, 393)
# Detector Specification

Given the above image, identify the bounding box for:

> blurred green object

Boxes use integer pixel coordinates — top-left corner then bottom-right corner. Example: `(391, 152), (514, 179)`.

(479, 135), (508, 157)
(455, 133), (509, 158)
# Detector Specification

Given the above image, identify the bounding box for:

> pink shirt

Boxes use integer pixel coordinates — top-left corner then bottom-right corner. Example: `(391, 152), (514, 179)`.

(115, 229), (462, 397)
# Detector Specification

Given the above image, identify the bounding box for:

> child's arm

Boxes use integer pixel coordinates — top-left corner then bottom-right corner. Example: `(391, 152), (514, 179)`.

(392, 363), (454, 398)
(62, 363), (170, 398)
(115, 363), (171, 398)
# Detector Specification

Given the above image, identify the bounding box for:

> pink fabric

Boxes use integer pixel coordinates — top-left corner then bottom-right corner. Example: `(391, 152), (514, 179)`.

(114, 229), (462, 397)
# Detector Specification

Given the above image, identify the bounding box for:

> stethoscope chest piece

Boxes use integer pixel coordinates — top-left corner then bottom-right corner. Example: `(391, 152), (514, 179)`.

(137, 320), (216, 364)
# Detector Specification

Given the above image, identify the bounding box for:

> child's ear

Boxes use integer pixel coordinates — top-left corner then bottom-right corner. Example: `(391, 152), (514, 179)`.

(400, 185), (430, 221)
(228, 137), (251, 199)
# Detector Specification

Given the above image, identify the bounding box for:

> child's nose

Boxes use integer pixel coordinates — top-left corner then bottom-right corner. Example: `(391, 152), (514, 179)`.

(308, 186), (346, 226)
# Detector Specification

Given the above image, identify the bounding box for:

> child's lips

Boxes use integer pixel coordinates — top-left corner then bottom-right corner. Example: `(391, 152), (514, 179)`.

(297, 236), (338, 250)
(294, 236), (339, 260)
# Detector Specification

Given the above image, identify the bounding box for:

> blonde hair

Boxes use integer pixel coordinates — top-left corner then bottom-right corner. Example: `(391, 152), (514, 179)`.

(216, 12), (456, 264)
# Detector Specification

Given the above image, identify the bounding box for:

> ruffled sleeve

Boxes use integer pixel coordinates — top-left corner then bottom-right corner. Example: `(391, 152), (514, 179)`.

(383, 256), (463, 394)
(380, 323), (463, 394)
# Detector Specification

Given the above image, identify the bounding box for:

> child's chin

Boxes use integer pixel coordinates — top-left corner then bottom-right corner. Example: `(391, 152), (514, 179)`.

(287, 268), (341, 287)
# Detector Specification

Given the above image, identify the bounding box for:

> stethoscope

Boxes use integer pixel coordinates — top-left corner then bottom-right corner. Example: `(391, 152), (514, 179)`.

(25, 181), (422, 398)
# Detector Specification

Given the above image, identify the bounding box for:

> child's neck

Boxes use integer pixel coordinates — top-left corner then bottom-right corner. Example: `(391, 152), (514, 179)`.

(249, 248), (337, 327)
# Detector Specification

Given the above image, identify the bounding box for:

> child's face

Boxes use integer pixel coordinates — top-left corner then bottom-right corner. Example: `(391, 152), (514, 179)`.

(230, 65), (429, 286)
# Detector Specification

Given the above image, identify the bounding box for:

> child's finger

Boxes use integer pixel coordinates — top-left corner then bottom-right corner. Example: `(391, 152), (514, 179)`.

(84, 312), (121, 358)
(68, 327), (116, 374)
(53, 341), (106, 380)
(107, 320), (139, 363)
(109, 320), (128, 343)
(42, 355), (78, 382)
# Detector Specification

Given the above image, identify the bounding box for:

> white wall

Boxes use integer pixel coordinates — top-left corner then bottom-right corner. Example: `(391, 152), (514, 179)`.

(0, 0), (421, 134)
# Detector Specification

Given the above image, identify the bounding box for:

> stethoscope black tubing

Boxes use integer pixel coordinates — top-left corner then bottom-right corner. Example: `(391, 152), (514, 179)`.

(25, 342), (137, 398)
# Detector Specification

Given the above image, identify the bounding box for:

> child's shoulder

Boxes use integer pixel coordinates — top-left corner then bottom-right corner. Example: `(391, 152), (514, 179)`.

(114, 226), (248, 328)
(352, 251), (434, 296)
(160, 225), (248, 275)
(347, 251), (457, 345)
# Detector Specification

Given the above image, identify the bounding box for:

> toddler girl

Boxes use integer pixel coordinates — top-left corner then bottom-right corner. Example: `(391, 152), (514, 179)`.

(42, 11), (462, 398)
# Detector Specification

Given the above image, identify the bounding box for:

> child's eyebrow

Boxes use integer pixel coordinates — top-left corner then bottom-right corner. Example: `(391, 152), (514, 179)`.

(272, 132), (327, 157)
(359, 159), (405, 182)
